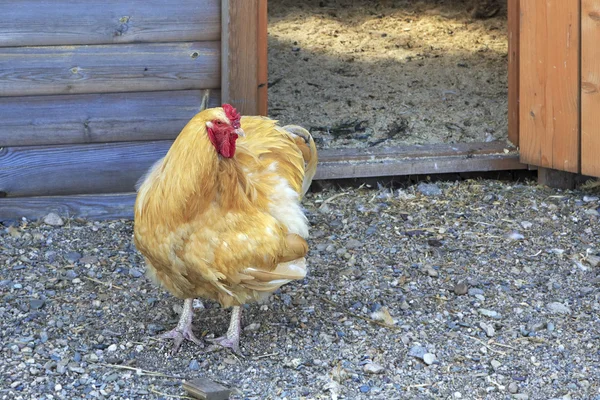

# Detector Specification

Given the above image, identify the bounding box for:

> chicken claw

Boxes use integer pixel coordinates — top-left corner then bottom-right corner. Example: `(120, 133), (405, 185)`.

(207, 306), (242, 355)
(160, 298), (203, 354)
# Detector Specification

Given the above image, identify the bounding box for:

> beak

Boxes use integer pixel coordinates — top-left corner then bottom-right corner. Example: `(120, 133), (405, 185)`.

(235, 128), (245, 137)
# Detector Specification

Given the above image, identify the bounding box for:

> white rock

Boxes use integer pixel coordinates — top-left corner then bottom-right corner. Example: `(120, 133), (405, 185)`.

(43, 213), (64, 226)
(363, 362), (385, 374)
(423, 353), (436, 365)
(107, 344), (118, 352)
(546, 302), (571, 315)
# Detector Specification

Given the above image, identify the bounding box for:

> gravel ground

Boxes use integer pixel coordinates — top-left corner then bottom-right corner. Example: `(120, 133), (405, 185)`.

(1, 179), (600, 400)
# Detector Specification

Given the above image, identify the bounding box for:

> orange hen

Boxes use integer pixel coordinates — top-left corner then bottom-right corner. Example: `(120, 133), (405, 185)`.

(133, 104), (317, 353)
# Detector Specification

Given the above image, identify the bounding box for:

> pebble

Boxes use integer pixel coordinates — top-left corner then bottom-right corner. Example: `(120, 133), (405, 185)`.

(345, 239), (362, 249)
(29, 299), (45, 310)
(188, 359), (200, 370)
(508, 382), (519, 394)
(453, 282), (468, 295)
(425, 266), (439, 277)
(512, 394), (529, 400)
(107, 344), (118, 352)
(490, 360), (501, 370)
(423, 353), (436, 365)
(244, 323), (261, 332)
(546, 302), (571, 315)
(408, 345), (427, 359)
(65, 251), (82, 263)
(478, 309), (502, 319)
(129, 268), (143, 278)
(520, 221), (533, 229)
(363, 362), (385, 374)
(468, 288), (485, 296)
(359, 385), (370, 393)
(43, 213), (64, 226)
(417, 182), (442, 196)
(479, 321), (495, 337)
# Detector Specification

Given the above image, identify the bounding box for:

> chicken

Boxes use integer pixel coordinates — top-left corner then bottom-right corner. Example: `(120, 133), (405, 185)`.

(133, 104), (318, 354)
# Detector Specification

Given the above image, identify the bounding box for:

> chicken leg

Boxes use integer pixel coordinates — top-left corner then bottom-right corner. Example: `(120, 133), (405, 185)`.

(207, 306), (242, 354)
(160, 298), (203, 353)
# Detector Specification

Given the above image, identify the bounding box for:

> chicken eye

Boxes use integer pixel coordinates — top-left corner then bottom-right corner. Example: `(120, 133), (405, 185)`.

(216, 121), (223, 125)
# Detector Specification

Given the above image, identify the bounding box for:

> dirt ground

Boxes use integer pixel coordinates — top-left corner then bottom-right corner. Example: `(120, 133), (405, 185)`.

(268, 0), (509, 149)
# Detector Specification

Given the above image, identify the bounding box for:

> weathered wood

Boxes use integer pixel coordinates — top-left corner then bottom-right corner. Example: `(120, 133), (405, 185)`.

(0, 90), (221, 147)
(507, 0), (520, 146)
(537, 167), (575, 190)
(0, 0), (220, 47)
(0, 42), (220, 97)
(581, 0), (600, 178)
(183, 378), (231, 400)
(222, 0), (265, 115)
(0, 193), (136, 222)
(0, 141), (526, 198)
(257, 0), (269, 116)
(519, 0), (580, 173)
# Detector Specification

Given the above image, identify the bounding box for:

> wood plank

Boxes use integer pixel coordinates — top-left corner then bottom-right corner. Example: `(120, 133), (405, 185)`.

(537, 167), (576, 190)
(0, 193), (136, 223)
(507, 0), (520, 146)
(0, 0), (220, 47)
(0, 141), (526, 198)
(222, 0), (262, 115)
(257, 0), (269, 116)
(0, 42), (220, 97)
(519, 0), (580, 173)
(581, 0), (600, 178)
(0, 90), (221, 147)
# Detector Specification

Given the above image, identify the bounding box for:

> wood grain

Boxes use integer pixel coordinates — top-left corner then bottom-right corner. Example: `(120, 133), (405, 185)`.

(0, 141), (526, 198)
(507, 0), (520, 147)
(222, 0), (262, 115)
(257, 0), (269, 116)
(0, 193), (136, 222)
(0, 42), (220, 97)
(0, 90), (221, 146)
(0, 0), (220, 47)
(581, 0), (600, 178)
(519, 0), (580, 173)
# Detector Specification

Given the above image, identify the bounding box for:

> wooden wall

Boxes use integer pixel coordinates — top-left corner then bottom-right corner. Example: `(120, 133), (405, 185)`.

(0, 0), (271, 220)
(519, 0), (600, 178)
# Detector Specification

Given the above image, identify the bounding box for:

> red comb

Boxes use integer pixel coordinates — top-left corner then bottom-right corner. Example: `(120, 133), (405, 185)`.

(222, 103), (241, 129)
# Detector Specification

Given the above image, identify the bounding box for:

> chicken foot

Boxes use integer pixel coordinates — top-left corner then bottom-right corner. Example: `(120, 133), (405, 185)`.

(207, 306), (242, 355)
(160, 298), (203, 354)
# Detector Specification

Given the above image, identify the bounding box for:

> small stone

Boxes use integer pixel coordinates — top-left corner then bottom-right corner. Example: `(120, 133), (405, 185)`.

(43, 213), (64, 226)
(520, 221), (533, 229)
(363, 362), (385, 374)
(188, 359), (200, 371)
(454, 392), (462, 398)
(345, 239), (362, 249)
(512, 394), (529, 400)
(40, 331), (49, 343)
(479, 321), (495, 337)
(423, 353), (436, 365)
(408, 345), (427, 359)
(583, 195), (599, 202)
(107, 344), (118, 352)
(490, 360), (501, 370)
(453, 282), (468, 295)
(55, 384), (63, 392)
(508, 382), (519, 394)
(417, 182), (442, 196)
(65, 252), (82, 263)
(425, 266), (438, 277)
(468, 288), (485, 296)
(129, 268), (143, 278)
(359, 385), (370, 393)
(507, 231), (525, 241)
(478, 309), (502, 319)
(244, 323), (261, 332)
(29, 299), (45, 310)
(546, 302), (571, 315)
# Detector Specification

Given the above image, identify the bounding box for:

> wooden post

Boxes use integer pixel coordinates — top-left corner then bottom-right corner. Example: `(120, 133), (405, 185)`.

(507, 0), (520, 147)
(537, 167), (575, 190)
(221, 0), (268, 116)
(519, 0), (580, 173)
(581, 0), (600, 178)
